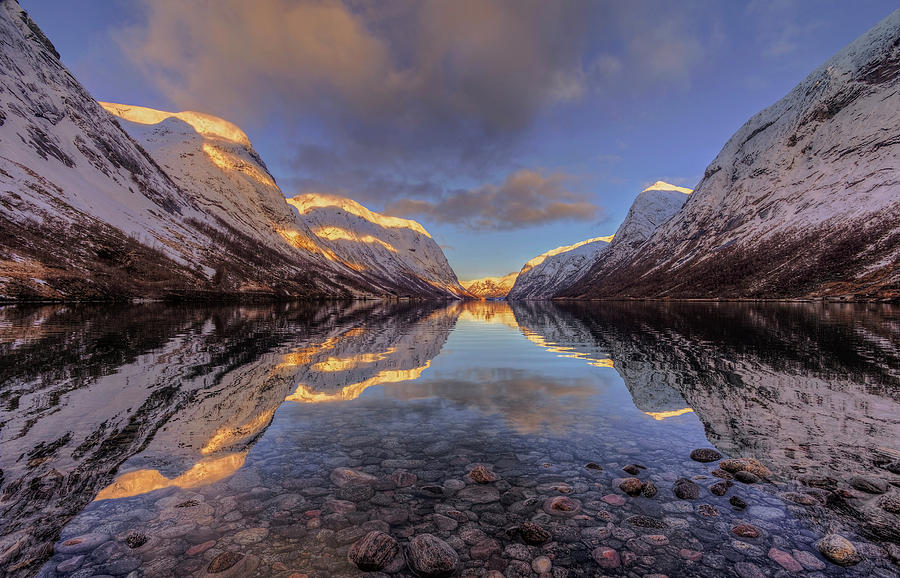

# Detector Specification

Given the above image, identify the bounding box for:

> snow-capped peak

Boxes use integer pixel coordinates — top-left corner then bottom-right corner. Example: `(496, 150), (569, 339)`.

(521, 235), (614, 274)
(642, 181), (693, 194)
(288, 193), (433, 238)
(99, 102), (252, 146)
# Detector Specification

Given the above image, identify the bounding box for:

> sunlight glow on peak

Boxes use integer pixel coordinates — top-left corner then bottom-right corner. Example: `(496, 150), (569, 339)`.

(285, 362), (431, 403)
(520, 327), (614, 368)
(287, 194), (432, 238)
(643, 408), (695, 420)
(202, 143), (274, 186)
(642, 181), (693, 194)
(201, 409), (277, 455)
(99, 102), (251, 145)
(94, 451), (248, 501)
(522, 235), (614, 273)
(312, 347), (397, 372)
(314, 225), (398, 252)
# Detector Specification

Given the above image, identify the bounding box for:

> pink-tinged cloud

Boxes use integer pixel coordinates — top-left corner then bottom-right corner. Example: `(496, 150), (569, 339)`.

(385, 169), (603, 231)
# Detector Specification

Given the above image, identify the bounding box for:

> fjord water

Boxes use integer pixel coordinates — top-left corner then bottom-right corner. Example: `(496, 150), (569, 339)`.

(0, 302), (897, 577)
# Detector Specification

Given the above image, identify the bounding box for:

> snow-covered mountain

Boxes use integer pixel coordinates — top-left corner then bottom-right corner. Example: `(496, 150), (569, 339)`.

(286, 194), (471, 298)
(0, 2), (464, 301)
(508, 235), (614, 299)
(103, 103), (467, 299)
(461, 271), (518, 299)
(565, 10), (900, 300)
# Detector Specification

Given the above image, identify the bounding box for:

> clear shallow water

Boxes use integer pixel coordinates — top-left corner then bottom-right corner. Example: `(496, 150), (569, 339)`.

(0, 301), (898, 577)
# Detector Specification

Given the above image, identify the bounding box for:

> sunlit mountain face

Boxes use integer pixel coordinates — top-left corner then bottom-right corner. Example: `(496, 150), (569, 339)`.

(1, 302), (897, 576)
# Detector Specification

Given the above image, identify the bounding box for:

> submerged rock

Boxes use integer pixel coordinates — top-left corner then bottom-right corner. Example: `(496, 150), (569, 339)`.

(732, 524), (761, 538)
(407, 533), (459, 577)
(519, 521), (551, 545)
(690, 448), (723, 463)
(816, 534), (861, 566)
(348, 530), (400, 571)
(542, 495), (582, 516)
(330, 467), (377, 488)
(673, 478), (700, 500)
(641, 481), (658, 498)
(467, 465), (498, 484)
(619, 477), (643, 496)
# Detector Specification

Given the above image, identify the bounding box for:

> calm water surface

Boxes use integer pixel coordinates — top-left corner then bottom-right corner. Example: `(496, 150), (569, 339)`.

(0, 301), (897, 577)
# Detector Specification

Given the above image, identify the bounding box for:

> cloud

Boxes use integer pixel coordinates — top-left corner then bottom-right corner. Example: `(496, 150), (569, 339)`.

(385, 169), (602, 231)
(115, 0), (716, 225)
(120, 0), (591, 135)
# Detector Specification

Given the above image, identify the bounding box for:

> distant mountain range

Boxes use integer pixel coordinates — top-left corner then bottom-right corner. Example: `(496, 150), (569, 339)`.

(461, 272), (518, 299)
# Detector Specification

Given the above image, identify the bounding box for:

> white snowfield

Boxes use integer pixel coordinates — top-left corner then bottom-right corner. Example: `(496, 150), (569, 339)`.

(508, 181), (690, 299)
(0, 0), (466, 300)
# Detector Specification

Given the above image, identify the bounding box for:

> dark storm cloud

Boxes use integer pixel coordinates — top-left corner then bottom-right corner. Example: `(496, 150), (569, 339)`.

(385, 170), (602, 230)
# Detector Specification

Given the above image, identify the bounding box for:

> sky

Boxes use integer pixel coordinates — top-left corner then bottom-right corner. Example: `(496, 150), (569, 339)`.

(20, 0), (898, 280)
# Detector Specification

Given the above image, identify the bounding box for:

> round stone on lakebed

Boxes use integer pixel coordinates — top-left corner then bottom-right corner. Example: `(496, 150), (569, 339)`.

(816, 534), (861, 566)
(348, 530), (400, 571)
(542, 495), (582, 516)
(641, 481), (658, 498)
(673, 478), (700, 500)
(731, 524), (761, 538)
(690, 448), (723, 463)
(407, 533), (459, 578)
(519, 521), (551, 545)
(619, 477), (643, 496)
(330, 467), (377, 488)
(467, 464), (498, 484)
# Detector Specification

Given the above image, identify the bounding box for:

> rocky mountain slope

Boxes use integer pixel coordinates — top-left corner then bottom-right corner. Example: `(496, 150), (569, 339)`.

(511, 181), (691, 300)
(509, 180), (692, 300)
(287, 194), (471, 299)
(507, 235), (614, 300)
(564, 10), (900, 300)
(0, 2), (464, 301)
(461, 272), (518, 299)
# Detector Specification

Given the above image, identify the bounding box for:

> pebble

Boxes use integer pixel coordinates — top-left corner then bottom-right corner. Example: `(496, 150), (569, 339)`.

(531, 555), (552, 573)
(710, 480), (732, 496)
(734, 471), (760, 484)
(815, 534), (861, 566)
(673, 478), (699, 500)
(542, 496), (582, 516)
(519, 521), (551, 545)
(641, 480), (659, 498)
(591, 546), (620, 568)
(623, 464), (641, 475)
(619, 477), (643, 496)
(690, 449), (723, 463)
(467, 465), (498, 483)
(347, 530), (399, 571)
(734, 561), (766, 578)
(768, 547), (803, 571)
(792, 548), (827, 570)
(731, 524), (761, 538)
(602, 494), (626, 506)
(407, 533), (458, 577)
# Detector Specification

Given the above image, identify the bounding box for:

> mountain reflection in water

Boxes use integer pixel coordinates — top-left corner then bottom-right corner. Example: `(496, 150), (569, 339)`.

(0, 300), (896, 576)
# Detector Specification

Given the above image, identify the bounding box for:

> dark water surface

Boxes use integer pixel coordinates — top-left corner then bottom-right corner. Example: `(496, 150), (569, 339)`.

(0, 301), (898, 578)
